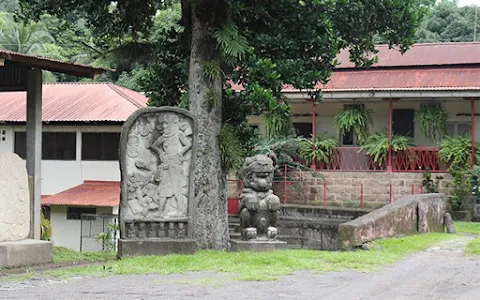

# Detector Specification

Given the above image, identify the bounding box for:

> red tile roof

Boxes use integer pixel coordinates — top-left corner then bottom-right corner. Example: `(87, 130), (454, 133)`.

(0, 82), (148, 122)
(336, 42), (480, 69)
(42, 181), (120, 207)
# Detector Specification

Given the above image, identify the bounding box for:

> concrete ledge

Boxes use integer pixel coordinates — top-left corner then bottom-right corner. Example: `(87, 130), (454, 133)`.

(338, 193), (446, 250)
(0, 239), (53, 268)
(118, 239), (196, 258)
(229, 239), (287, 252)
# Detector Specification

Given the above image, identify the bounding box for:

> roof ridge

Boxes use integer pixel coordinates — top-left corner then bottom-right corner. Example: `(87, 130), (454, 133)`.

(44, 82), (110, 85)
(374, 42), (480, 48)
(84, 180), (120, 184)
(106, 83), (143, 109)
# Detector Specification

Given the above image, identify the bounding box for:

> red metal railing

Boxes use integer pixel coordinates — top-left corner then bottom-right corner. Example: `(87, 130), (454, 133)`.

(315, 147), (385, 172)
(227, 175), (428, 215)
(309, 147), (448, 173)
(393, 147), (447, 173)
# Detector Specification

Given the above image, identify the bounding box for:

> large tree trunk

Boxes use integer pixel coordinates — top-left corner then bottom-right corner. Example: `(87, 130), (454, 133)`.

(188, 4), (229, 250)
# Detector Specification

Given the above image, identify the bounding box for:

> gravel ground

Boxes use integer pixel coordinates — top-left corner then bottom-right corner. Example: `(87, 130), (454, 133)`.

(1, 237), (479, 300)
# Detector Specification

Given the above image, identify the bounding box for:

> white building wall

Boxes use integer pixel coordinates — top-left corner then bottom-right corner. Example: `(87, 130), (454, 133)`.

(0, 124), (122, 195)
(81, 161), (120, 182)
(50, 205), (117, 252)
(0, 126), (14, 153)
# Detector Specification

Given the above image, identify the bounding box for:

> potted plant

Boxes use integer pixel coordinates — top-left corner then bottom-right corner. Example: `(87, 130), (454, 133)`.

(264, 101), (294, 138)
(334, 104), (373, 145)
(416, 103), (448, 144)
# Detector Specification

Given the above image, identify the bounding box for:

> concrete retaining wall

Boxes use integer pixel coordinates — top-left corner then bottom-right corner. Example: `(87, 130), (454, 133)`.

(337, 193), (447, 249)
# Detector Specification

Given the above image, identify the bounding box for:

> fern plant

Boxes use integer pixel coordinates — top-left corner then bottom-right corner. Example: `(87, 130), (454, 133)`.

(360, 132), (414, 165)
(253, 136), (304, 169)
(219, 123), (246, 173)
(438, 136), (480, 167)
(299, 133), (338, 165)
(438, 137), (480, 211)
(334, 104), (373, 145)
(213, 20), (249, 61)
(416, 103), (448, 143)
(264, 100), (294, 138)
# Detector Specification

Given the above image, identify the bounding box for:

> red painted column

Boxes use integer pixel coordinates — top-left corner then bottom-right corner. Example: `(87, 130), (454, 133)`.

(387, 99), (393, 172)
(311, 101), (317, 170)
(472, 99), (476, 169)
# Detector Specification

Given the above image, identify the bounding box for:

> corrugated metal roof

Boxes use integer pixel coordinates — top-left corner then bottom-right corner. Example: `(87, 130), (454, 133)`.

(336, 42), (480, 69)
(0, 50), (108, 79)
(0, 82), (148, 122)
(281, 67), (480, 92)
(42, 181), (120, 207)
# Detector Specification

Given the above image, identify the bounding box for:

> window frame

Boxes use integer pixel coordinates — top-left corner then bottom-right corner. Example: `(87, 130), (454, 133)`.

(66, 207), (97, 220)
(14, 131), (77, 160)
(447, 122), (471, 138)
(81, 132), (120, 161)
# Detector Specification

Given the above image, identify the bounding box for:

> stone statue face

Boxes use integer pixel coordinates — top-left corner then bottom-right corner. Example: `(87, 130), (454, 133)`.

(157, 113), (180, 136)
(242, 155), (275, 191)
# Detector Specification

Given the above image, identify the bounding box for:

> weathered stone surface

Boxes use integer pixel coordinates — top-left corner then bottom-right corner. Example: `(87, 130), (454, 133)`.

(239, 155), (281, 242)
(0, 239), (53, 268)
(229, 239), (286, 252)
(0, 152), (30, 242)
(119, 107), (197, 257)
(118, 239), (196, 257)
(338, 194), (447, 249)
(444, 213), (456, 234)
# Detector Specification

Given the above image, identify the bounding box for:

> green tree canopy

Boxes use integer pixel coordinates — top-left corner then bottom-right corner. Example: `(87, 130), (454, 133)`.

(415, 0), (480, 42)
(20, 0), (425, 250)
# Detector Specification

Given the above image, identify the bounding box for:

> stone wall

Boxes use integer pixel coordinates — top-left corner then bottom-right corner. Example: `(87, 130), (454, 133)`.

(229, 205), (371, 250)
(337, 193), (447, 249)
(272, 171), (452, 209)
(228, 171), (452, 210)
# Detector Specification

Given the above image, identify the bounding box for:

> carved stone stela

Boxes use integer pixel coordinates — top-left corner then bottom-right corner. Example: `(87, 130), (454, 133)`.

(118, 107), (197, 256)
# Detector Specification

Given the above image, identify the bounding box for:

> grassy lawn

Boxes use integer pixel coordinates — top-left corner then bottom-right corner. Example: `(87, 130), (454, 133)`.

(46, 233), (454, 281)
(465, 238), (480, 255)
(455, 222), (480, 235)
(53, 247), (116, 264)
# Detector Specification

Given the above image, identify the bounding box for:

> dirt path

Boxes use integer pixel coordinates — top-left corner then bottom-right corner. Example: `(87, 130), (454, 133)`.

(1, 237), (479, 300)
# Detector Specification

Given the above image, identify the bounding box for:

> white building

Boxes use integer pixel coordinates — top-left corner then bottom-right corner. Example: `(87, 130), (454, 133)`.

(0, 82), (147, 251)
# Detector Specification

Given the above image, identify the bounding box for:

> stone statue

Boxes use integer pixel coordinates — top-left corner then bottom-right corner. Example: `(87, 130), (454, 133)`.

(118, 107), (197, 257)
(239, 155), (281, 241)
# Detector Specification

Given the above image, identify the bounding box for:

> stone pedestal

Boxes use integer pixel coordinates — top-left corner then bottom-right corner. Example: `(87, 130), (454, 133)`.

(229, 239), (287, 252)
(118, 238), (196, 258)
(0, 239), (53, 268)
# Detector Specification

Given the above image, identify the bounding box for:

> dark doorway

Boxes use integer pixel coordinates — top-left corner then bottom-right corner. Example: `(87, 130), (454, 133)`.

(393, 109), (414, 137)
(293, 123), (312, 138)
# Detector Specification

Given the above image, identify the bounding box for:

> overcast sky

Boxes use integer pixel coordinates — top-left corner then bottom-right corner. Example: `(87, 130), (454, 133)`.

(457, 0), (480, 6)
